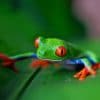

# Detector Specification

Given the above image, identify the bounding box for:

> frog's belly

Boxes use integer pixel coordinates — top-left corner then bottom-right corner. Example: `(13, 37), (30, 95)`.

(62, 64), (84, 71)
(62, 57), (96, 71)
(62, 59), (84, 71)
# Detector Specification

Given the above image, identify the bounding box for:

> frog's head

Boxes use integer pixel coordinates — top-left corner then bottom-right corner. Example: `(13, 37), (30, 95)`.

(34, 37), (68, 61)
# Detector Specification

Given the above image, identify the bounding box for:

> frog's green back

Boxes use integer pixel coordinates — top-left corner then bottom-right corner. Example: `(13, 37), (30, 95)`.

(37, 37), (84, 61)
(37, 37), (68, 61)
(66, 42), (84, 59)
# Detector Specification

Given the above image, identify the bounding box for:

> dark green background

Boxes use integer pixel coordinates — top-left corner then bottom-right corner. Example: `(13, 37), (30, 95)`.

(0, 1), (100, 100)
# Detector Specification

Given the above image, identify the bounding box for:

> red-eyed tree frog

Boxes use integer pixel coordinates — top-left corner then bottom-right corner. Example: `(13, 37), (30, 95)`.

(0, 37), (100, 81)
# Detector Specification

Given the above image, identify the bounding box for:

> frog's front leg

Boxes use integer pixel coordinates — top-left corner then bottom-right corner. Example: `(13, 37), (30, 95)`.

(0, 52), (38, 72)
(73, 57), (99, 80)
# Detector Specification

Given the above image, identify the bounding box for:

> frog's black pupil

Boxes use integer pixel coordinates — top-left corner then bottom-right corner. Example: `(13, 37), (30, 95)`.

(61, 49), (63, 55)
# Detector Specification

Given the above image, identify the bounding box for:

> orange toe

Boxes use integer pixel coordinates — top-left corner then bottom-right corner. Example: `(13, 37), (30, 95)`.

(31, 59), (50, 68)
(74, 68), (89, 80)
(74, 67), (97, 80)
(89, 69), (96, 75)
(92, 63), (100, 70)
(74, 72), (81, 78)
(79, 77), (85, 81)
(74, 68), (86, 78)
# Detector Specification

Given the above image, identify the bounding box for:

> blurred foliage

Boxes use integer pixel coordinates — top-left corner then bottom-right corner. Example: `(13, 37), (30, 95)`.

(1, 1), (98, 100)
(0, 0), (85, 55)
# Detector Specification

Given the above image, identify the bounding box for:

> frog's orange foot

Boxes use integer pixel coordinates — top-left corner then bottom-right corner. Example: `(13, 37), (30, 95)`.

(0, 53), (18, 72)
(74, 68), (96, 81)
(31, 59), (50, 68)
(92, 63), (100, 70)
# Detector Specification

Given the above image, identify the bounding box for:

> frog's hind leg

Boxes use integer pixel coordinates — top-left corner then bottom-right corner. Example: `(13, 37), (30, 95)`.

(87, 52), (100, 70)
(74, 56), (97, 80)
(86, 51), (100, 70)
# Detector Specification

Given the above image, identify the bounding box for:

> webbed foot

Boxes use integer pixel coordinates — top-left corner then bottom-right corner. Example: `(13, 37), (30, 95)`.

(0, 53), (18, 72)
(31, 59), (50, 68)
(74, 67), (96, 81)
(92, 63), (100, 70)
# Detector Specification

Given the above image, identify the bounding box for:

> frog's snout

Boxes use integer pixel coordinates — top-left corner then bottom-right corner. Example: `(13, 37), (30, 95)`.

(37, 50), (45, 58)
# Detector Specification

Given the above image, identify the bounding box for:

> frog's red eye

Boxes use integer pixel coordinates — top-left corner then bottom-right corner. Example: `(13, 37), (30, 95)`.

(55, 46), (67, 57)
(35, 37), (40, 48)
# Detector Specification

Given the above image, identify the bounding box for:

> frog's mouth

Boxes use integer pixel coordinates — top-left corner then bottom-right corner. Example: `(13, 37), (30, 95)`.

(38, 57), (63, 62)
(37, 51), (64, 62)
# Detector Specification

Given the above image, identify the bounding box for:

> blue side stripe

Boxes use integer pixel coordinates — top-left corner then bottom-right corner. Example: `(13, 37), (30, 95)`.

(66, 56), (96, 65)
(32, 54), (38, 59)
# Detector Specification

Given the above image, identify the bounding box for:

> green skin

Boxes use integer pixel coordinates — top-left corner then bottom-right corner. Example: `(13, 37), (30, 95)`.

(1, 37), (99, 80)
(37, 37), (82, 61)
(10, 37), (98, 72)
(37, 37), (97, 68)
